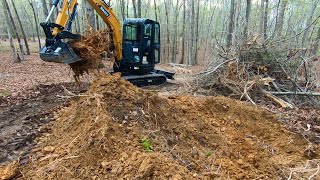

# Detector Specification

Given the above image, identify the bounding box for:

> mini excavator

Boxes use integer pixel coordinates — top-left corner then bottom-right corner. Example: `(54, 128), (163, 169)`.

(39, 0), (174, 86)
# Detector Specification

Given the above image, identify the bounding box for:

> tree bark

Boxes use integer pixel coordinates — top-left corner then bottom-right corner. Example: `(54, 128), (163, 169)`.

(243, 0), (252, 39)
(172, 0), (181, 63)
(312, 27), (320, 56)
(28, 0), (41, 50)
(2, 3), (18, 62)
(263, 0), (269, 40)
(227, 0), (236, 48)
(153, 0), (158, 21)
(194, 0), (200, 64)
(301, 1), (318, 47)
(120, 0), (126, 20)
(85, 0), (96, 30)
(274, 0), (288, 38)
(2, 0), (24, 61)
(259, 0), (264, 35)
(11, 0), (30, 55)
(137, 0), (142, 18)
(41, 0), (50, 20)
(180, 0), (186, 64)
(132, 0), (137, 18)
(164, 0), (170, 62)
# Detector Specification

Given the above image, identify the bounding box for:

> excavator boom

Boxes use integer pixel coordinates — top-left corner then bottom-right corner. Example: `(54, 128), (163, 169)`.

(40, 0), (122, 63)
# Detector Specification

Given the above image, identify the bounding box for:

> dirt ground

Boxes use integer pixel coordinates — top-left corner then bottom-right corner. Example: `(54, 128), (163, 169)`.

(17, 74), (319, 179)
(1, 47), (320, 179)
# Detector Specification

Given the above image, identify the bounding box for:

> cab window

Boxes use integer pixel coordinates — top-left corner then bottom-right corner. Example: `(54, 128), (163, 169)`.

(154, 23), (160, 44)
(125, 24), (138, 41)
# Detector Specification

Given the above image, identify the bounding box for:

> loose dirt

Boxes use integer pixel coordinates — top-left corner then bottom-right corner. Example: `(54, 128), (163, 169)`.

(19, 73), (318, 179)
(0, 82), (87, 167)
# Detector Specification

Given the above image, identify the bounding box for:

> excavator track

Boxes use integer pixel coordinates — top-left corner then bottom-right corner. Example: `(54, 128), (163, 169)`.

(123, 74), (167, 87)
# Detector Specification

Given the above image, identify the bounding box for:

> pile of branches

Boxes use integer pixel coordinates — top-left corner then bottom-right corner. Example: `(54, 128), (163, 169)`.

(197, 35), (319, 108)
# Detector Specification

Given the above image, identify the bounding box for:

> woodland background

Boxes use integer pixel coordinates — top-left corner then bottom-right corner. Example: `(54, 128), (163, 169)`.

(0, 0), (319, 65)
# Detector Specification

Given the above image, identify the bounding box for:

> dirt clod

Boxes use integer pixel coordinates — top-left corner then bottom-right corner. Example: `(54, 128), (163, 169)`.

(0, 161), (19, 180)
(69, 30), (114, 80)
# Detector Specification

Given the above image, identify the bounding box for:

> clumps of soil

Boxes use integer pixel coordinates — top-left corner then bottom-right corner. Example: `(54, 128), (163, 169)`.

(69, 30), (114, 80)
(21, 73), (319, 179)
(0, 161), (19, 179)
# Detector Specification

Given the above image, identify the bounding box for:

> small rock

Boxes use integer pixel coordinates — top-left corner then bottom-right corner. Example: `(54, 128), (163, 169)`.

(42, 146), (55, 154)
(313, 125), (320, 133)
(234, 119), (242, 126)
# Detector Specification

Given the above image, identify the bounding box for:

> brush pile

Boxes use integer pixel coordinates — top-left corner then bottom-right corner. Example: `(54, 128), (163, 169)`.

(197, 35), (319, 108)
(20, 73), (319, 179)
(69, 29), (114, 80)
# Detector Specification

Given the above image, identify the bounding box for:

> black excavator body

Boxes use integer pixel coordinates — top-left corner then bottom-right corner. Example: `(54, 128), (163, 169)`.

(39, 18), (174, 87)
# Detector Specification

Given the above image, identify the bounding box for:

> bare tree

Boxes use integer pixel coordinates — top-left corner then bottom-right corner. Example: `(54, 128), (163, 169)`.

(179, 0), (186, 64)
(2, 0), (24, 61)
(243, 0), (252, 39)
(273, 0), (288, 37)
(2, 2), (17, 62)
(227, 0), (236, 48)
(137, 0), (142, 18)
(41, 0), (49, 19)
(153, 0), (158, 21)
(132, 0), (137, 18)
(84, 0), (96, 30)
(11, 0), (30, 55)
(263, 0), (269, 39)
(259, 0), (264, 35)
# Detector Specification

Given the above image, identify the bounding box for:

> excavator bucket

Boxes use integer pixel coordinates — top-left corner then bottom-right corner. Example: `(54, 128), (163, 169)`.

(39, 40), (82, 64)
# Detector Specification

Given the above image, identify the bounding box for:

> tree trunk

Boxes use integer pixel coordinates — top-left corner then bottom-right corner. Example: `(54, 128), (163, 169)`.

(11, 0), (30, 55)
(132, 0), (137, 18)
(274, 0), (288, 38)
(137, 0), (142, 18)
(2, 0), (24, 61)
(243, 0), (252, 39)
(153, 0), (158, 21)
(2, 4), (18, 62)
(164, 0), (170, 63)
(179, 0), (186, 64)
(263, 0), (269, 40)
(194, 0), (200, 64)
(171, 0), (181, 63)
(312, 27), (320, 56)
(28, 0), (41, 50)
(85, 0), (96, 30)
(227, 0), (236, 48)
(259, 0), (264, 35)
(41, 0), (50, 20)
(301, 1), (318, 47)
(120, 0), (126, 20)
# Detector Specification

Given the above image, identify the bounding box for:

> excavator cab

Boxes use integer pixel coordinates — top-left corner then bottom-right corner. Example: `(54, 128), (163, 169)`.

(117, 19), (161, 75)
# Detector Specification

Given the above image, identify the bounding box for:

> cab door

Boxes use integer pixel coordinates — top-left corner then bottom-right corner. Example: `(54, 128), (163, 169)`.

(154, 23), (160, 64)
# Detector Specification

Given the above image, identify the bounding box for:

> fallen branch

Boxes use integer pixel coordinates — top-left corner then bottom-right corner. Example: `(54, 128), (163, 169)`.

(269, 91), (320, 96)
(260, 89), (294, 109)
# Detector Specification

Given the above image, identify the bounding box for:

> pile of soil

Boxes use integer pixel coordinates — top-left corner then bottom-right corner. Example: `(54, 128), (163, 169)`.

(69, 30), (114, 80)
(20, 73), (319, 179)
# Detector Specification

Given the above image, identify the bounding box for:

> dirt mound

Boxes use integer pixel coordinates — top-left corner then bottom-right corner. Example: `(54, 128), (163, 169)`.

(21, 73), (318, 179)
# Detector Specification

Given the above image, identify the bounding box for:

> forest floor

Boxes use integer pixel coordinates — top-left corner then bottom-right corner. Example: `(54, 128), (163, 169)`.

(0, 40), (320, 179)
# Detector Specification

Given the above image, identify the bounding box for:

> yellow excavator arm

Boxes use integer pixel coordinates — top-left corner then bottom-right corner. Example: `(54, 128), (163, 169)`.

(52, 0), (122, 61)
